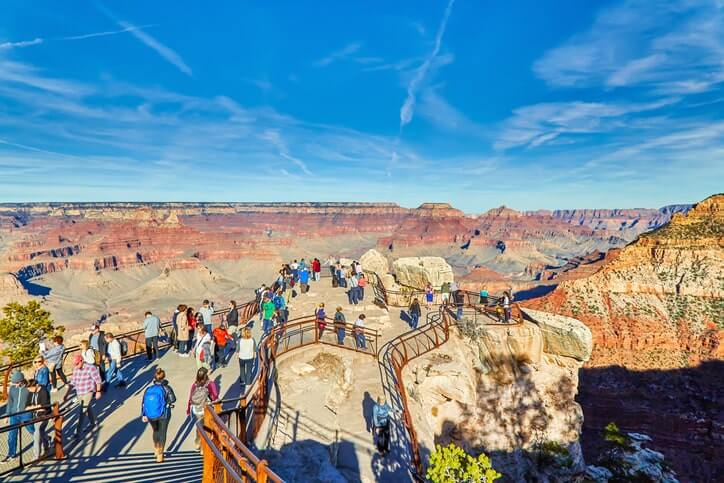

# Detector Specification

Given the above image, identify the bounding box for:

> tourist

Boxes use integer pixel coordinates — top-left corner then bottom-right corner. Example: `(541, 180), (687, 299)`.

(355, 260), (363, 276)
(315, 303), (327, 339)
(357, 274), (366, 301)
(187, 367), (219, 452)
(440, 281), (451, 305)
(299, 266), (310, 294)
(503, 291), (512, 323)
(348, 273), (359, 305)
(262, 296), (275, 334)
(171, 305), (181, 352)
(336, 262), (345, 288)
(425, 283), (434, 310)
(212, 322), (232, 369)
(354, 314), (367, 350)
(226, 300), (239, 348)
(143, 311), (162, 361)
(199, 300), (214, 335)
(42, 335), (68, 392)
(273, 290), (287, 324)
(177, 305), (190, 357)
(89, 324), (107, 379)
(450, 280), (459, 293)
(70, 354), (102, 439)
(409, 298), (422, 329)
(290, 259), (299, 282)
(454, 289), (465, 320)
(104, 333), (126, 388)
(312, 258), (321, 282)
(480, 286), (489, 306)
(141, 368), (176, 463)
(193, 326), (212, 371)
(238, 328), (256, 388)
(299, 258), (307, 272)
(334, 307), (346, 345)
(3, 370), (30, 462)
(80, 340), (96, 366)
(187, 307), (198, 349)
(25, 378), (50, 460)
(372, 396), (392, 455)
(33, 355), (52, 395)
(256, 284), (267, 321)
(495, 300), (504, 322)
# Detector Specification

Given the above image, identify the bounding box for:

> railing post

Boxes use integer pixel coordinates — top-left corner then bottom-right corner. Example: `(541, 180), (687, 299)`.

(2, 366), (9, 401)
(257, 459), (269, 483)
(239, 398), (247, 445)
(202, 406), (215, 483)
(52, 402), (65, 459)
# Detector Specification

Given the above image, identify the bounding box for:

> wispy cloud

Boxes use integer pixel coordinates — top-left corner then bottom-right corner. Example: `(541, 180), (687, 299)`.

(0, 38), (43, 50)
(533, 0), (724, 94)
(399, 0), (455, 128)
(313, 42), (362, 67)
(118, 21), (192, 76)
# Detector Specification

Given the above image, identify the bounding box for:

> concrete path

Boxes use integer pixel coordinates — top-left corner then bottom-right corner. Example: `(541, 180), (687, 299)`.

(5, 276), (429, 482)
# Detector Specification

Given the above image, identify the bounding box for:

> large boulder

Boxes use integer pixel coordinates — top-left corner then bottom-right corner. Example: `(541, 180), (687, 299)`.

(360, 249), (389, 275)
(522, 308), (592, 362)
(392, 256), (454, 289)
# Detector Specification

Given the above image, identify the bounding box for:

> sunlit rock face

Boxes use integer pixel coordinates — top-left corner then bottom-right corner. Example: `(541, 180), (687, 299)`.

(392, 256), (455, 289)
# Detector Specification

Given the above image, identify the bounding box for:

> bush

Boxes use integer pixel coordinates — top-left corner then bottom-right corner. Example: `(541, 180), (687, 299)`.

(0, 301), (64, 362)
(603, 422), (628, 448)
(427, 443), (501, 483)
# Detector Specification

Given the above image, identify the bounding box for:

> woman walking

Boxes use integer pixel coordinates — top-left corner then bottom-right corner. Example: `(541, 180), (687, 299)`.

(42, 335), (68, 392)
(141, 368), (176, 463)
(237, 328), (256, 388)
(334, 307), (346, 345)
(177, 305), (190, 357)
(187, 368), (219, 452)
(409, 298), (422, 329)
(424, 283), (434, 310)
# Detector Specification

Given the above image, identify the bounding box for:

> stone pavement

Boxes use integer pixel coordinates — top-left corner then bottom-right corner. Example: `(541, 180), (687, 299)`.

(5, 276), (431, 482)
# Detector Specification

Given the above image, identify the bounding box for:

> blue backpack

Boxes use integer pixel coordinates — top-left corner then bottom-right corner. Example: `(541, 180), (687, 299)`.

(143, 385), (167, 420)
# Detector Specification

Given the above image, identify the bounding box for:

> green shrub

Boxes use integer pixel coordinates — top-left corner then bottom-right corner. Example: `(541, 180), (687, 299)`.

(427, 443), (501, 483)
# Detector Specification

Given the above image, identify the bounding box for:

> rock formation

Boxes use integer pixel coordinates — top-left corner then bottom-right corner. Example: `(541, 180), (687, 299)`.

(404, 311), (593, 481)
(392, 257), (454, 289)
(359, 248), (389, 275)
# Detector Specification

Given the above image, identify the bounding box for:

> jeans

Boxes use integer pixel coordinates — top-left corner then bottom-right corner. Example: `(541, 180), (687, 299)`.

(411, 313), (419, 329)
(145, 336), (159, 360)
(348, 288), (359, 305)
(263, 319), (273, 334)
(50, 365), (68, 389)
(28, 419), (49, 459)
(178, 340), (188, 353)
(149, 416), (170, 450)
(358, 286), (364, 301)
(336, 328), (345, 345)
(6, 413), (32, 458)
(239, 358), (254, 386)
(214, 344), (230, 366)
(456, 307), (463, 320)
(204, 324), (212, 336)
(105, 359), (124, 384)
(355, 332), (366, 349)
(76, 393), (96, 436)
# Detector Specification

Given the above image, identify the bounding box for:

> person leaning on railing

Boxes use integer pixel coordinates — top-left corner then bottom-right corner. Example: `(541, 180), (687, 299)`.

(25, 378), (51, 460)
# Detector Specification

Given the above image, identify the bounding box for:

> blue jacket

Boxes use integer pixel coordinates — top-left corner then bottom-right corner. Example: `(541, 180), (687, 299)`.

(373, 403), (391, 427)
(299, 270), (310, 284)
(143, 315), (162, 338)
(273, 294), (286, 310)
(35, 366), (51, 393)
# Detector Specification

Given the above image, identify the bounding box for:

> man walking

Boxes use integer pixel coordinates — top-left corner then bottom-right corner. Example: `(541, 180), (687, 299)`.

(143, 311), (161, 361)
(70, 354), (102, 439)
(104, 333), (126, 388)
(199, 300), (214, 335)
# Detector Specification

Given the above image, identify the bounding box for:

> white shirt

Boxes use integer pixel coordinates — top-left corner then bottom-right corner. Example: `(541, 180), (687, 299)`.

(107, 339), (122, 362)
(82, 348), (95, 364)
(355, 264), (363, 274)
(290, 262), (298, 270)
(237, 338), (256, 360)
(199, 306), (214, 325)
(354, 318), (365, 328)
(194, 333), (211, 357)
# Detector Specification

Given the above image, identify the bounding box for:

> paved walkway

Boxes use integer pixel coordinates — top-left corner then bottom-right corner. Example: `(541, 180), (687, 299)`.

(5, 277), (429, 482)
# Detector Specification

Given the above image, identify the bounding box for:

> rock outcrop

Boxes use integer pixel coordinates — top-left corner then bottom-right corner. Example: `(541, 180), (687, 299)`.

(359, 248), (389, 275)
(392, 256), (454, 289)
(404, 310), (593, 481)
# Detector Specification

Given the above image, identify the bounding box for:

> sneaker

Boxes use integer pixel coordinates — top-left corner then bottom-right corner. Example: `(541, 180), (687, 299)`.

(2, 455), (18, 462)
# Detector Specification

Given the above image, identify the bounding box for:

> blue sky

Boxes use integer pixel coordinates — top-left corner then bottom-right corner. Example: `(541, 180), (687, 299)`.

(0, 0), (722, 211)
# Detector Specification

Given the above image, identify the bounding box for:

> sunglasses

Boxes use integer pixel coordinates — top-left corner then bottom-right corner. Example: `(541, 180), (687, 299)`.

(34, 360), (43, 363)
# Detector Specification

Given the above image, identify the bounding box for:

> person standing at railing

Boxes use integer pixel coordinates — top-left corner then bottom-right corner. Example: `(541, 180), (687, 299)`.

(177, 305), (190, 357)
(89, 324), (107, 381)
(454, 289), (465, 320)
(348, 273), (359, 305)
(237, 328), (256, 388)
(273, 290), (287, 324)
(315, 303), (327, 339)
(357, 273), (366, 301)
(187, 367), (219, 453)
(424, 283), (434, 310)
(141, 368), (176, 463)
(143, 311), (162, 362)
(186, 307), (197, 352)
(503, 291), (512, 323)
(299, 266), (310, 294)
(3, 370), (30, 463)
(440, 281), (451, 305)
(25, 378), (50, 460)
(409, 298), (422, 329)
(33, 355), (52, 396)
(70, 354), (102, 439)
(334, 307), (346, 345)
(104, 333), (126, 388)
(199, 300), (214, 336)
(212, 323), (232, 369)
(42, 335), (68, 393)
(354, 314), (367, 350)
(261, 296), (275, 334)
(480, 287), (489, 306)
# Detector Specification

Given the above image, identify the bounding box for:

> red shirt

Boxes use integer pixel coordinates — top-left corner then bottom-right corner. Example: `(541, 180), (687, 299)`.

(213, 327), (230, 347)
(312, 260), (321, 272)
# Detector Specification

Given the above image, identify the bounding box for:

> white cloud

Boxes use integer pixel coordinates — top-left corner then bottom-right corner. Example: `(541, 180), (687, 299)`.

(533, 0), (724, 94)
(0, 38), (43, 50)
(118, 21), (192, 76)
(399, 0), (455, 128)
(313, 42), (362, 67)
(0, 25), (156, 51)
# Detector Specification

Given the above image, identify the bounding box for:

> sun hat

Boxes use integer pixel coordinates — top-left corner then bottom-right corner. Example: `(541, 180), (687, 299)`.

(72, 354), (83, 365)
(10, 370), (24, 384)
